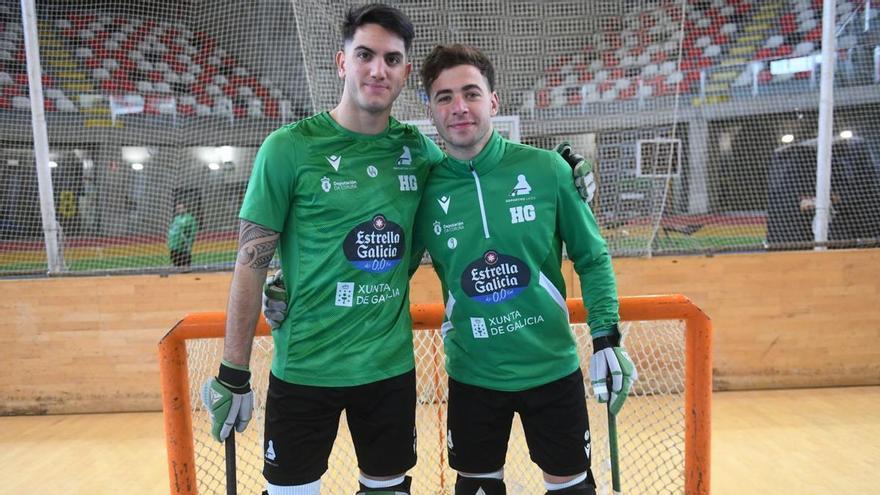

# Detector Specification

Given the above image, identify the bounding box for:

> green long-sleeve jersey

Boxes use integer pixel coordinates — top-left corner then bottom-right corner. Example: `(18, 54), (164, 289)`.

(240, 112), (444, 386)
(412, 131), (619, 391)
(167, 213), (197, 251)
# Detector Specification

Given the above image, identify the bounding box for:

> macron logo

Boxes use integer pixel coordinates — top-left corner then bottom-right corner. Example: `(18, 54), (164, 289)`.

(437, 195), (451, 214)
(209, 388), (222, 405)
(326, 155), (341, 171)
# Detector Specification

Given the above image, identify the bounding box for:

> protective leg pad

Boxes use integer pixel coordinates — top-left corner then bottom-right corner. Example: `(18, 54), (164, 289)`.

(545, 479), (596, 495)
(356, 475), (411, 494)
(455, 475), (507, 495)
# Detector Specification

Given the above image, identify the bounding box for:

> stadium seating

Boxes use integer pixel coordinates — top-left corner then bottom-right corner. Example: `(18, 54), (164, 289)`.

(526, 0), (878, 113)
(0, 10), (289, 120)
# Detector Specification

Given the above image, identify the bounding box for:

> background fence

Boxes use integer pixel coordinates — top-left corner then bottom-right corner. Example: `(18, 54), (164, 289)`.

(1, 0), (879, 276)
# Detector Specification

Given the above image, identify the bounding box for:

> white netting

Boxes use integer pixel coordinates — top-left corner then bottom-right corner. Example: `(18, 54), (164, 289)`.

(185, 320), (686, 494)
(3, 0), (878, 274)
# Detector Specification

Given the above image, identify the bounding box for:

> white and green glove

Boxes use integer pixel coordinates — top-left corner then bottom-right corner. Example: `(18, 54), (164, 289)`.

(589, 327), (638, 415)
(262, 269), (288, 330)
(555, 142), (597, 205)
(201, 361), (254, 442)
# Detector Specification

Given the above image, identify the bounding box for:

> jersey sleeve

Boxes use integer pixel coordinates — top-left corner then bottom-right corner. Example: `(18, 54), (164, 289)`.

(409, 236), (426, 279)
(553, 152), (620, 337)
(420, 132), (446, 168)
(239, 127), (298, 232)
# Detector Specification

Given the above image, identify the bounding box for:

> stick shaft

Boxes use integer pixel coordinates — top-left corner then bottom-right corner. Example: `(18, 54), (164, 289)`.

(226, 431), (237, 495)
(608, 404), (621, 494)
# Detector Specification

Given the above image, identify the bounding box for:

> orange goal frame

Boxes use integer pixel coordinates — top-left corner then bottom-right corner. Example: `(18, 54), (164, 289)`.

(159, 294), (712, 494)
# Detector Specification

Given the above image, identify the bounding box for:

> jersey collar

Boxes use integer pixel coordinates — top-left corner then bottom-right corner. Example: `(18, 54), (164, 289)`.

(320, 111), (396, 140)
(443, 130), (505, 176)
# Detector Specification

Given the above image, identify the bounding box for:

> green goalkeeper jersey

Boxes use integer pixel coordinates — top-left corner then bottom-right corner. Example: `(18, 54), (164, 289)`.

(412, 131), (619, 392)
(240, 112), (444, 386)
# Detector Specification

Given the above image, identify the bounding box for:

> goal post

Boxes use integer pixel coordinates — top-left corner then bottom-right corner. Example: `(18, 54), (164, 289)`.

(160, 295), (711, 494)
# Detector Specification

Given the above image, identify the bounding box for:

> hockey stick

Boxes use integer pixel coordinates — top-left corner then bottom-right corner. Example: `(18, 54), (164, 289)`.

(226, 430), (237, 495)
(607, 402), (621, 495)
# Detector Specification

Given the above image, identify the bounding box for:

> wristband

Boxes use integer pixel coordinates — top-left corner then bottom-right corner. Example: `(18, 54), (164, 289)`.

(218, 360), (251, 391)
(592, 325), (621, 351)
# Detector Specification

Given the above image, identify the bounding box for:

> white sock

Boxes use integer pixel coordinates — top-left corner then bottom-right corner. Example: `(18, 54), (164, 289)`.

(266, 479), (321, 495)
(544, 472), (587, 491)
(358, 474), (406, 489)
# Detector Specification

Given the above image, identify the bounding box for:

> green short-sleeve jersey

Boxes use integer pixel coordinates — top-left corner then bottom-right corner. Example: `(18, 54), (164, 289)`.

(412, 131), (619, 391)
(240, 112), (444, 386)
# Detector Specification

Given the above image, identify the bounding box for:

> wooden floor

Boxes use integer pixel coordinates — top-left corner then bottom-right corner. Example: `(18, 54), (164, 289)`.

(1, 386), (877, 494)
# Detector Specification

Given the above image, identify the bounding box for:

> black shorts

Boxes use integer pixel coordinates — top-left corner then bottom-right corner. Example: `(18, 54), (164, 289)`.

(447, 369), (593, 479)
(262, 369), (417, 485)
(170, 249), (191, 267)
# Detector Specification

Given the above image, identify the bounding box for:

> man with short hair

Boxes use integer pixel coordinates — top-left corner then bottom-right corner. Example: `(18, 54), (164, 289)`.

(202, 5), (442, 494)
(410, 44), (637, 495)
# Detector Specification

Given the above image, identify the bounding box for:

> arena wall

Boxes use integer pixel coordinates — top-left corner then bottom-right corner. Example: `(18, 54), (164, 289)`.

(2, 249), (878, 415)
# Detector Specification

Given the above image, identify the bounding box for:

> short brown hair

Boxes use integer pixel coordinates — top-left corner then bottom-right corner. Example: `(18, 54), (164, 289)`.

(420, 44), (496, 95)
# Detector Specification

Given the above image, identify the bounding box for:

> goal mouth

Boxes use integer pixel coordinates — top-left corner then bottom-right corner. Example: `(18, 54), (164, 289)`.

(160, 294), (711, 494)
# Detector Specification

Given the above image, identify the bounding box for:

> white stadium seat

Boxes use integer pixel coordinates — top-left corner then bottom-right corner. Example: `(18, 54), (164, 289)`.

(12, 96), (30, 110)
(765, 35), (785, 49)
(703, 44), (722, 58)
(794, 41), (815, 57)
(660, 61), (677, 75)
(164, 72), (180, 84)
(92, 68), (111, 81)
(195, 103), (212, 116)
(57, 98), (77, 112)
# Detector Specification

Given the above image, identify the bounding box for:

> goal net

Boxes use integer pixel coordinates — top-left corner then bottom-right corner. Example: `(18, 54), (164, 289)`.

(160, 295), (711, 494)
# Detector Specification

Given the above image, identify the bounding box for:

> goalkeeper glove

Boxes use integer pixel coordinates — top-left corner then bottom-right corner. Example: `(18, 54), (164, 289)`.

(262, 269), (288, 330)
(555, 142), (597, 205)
(201, 360), (254, 442)
(589, 327), (638, 415)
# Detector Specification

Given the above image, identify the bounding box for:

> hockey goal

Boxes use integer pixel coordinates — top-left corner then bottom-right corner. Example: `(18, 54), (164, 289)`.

(160, 295), (711, 494)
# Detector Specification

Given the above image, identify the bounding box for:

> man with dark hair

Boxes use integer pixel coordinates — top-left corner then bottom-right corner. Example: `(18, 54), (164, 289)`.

(201, 4), (441, 494)
(411, 44), (638, 495)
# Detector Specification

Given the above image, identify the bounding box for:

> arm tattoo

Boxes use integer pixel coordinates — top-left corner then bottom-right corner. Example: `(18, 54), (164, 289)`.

(236, 220), (279, 269)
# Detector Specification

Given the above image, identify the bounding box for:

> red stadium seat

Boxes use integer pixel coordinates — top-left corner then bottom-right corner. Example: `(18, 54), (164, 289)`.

(755, 47), (774, 60)
(535, 88), (549, 109)
(775, 45), (793, 58)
